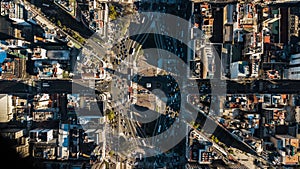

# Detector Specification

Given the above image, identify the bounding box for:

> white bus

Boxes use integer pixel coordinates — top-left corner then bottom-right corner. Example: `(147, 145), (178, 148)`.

(141, 17), (145, 23)
(158, 125), (161, 133)
(289, 67), (300, 79)
(42, 3), (50, 7)
(291, 53), (300, 60)
(290, 58), (300, 65)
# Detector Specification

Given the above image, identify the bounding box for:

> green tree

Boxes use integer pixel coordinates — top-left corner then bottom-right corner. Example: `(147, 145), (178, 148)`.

(214, 137), (219, 143)
(50, 17), (55, 22)
(109, 5), (118, 20)
(62, 71), (69, 78)
(106, 109), (114, 121)
(57, 20), (62, 27)
(193, 123), (200, 129)
(62, 25), (67, 31)
(108, 151), (114, 156)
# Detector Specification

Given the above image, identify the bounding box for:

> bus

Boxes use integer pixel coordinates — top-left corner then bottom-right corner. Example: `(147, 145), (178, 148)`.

(141, 17), (145, 23)
(158, 125), (161, 133)
(42, 3), (50, 7)
(290, 58), (300, 65)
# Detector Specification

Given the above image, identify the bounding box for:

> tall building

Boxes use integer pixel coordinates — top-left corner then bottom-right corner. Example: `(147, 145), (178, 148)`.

(0, 1), (27, 20)
(230, 61), (250, 79)
(289, 14), (299, 38)
(0, 94), (13, 123)
(270, 135), (299, 166)
(288, 53), (300, 79)
(200, 3), (213, 39)
(0, 128), (29, 158)
(88, 0), (109, 37)
(0, 16), (14, 39)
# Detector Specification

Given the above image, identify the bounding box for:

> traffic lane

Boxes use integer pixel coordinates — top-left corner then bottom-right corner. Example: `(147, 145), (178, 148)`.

(86, 39), (107, 57)
(7, 79), (300, 95)
(39, 80), (97, 93)
(226, 82), (251, 94)
(0, 80), (33, 93)
(136, 76), (179, 93)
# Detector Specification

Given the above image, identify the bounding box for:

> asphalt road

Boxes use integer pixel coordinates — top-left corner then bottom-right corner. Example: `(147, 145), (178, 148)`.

(1, 79), (300, 94)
